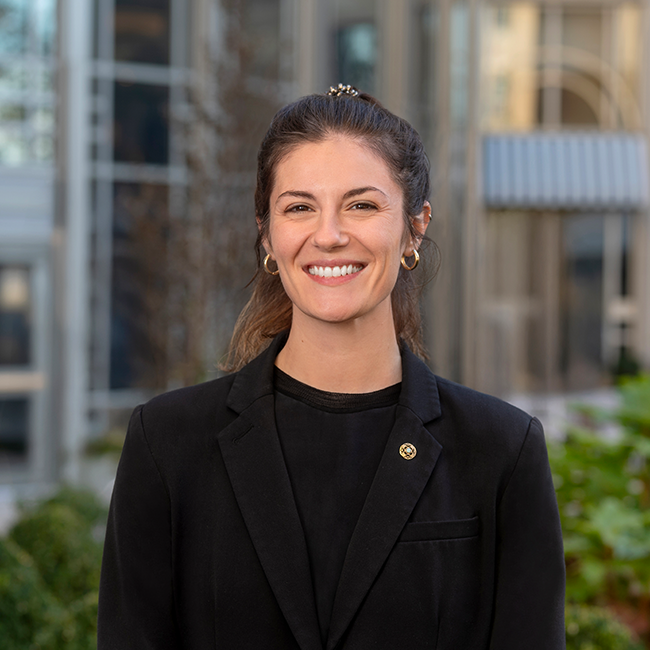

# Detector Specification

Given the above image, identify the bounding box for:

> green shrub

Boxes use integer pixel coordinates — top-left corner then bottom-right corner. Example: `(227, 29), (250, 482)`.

(548, 374), (650, 646)
(44, 486), (108, 529)
(57, 591), (100, 650)
(0, 487), (107, 650)
(9, 502), (103, 605)
(566, 604), (644, 650)
(0, 537), (64, 650)
(548, 375), (650, 605)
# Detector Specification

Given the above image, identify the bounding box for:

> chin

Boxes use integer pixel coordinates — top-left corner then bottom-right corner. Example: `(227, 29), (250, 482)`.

(304, 302), (377, 325)
(311, 310), (362, 324)
(292, 293), (392, 327)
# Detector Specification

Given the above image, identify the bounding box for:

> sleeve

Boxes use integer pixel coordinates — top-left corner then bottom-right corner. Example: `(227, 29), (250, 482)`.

(488, 417), (566, 650)
(97, 405), (181, 650)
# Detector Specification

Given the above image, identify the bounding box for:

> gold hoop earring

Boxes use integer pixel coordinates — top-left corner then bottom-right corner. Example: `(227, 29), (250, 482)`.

(263, 254), (280, 276)
(401, 249), (420, 271)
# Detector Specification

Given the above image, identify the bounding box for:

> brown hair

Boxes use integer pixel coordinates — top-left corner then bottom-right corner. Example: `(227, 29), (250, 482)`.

(221, 91), (437, 371)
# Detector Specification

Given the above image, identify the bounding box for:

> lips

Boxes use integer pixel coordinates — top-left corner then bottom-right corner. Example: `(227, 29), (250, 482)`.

(307, 264), (364, 278)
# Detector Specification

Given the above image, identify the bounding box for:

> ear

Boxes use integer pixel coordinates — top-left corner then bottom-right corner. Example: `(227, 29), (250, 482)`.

(405, 201), (431, 254)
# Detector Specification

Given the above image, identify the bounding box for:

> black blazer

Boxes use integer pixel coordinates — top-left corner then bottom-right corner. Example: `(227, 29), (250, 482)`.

(98, 334), (566, 649)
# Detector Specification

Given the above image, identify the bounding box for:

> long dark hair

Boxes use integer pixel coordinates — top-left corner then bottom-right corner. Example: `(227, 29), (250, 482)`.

(221, 90), (437, 371)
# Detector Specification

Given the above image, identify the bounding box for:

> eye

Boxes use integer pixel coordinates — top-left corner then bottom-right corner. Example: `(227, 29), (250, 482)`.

(350, 201), (376, 211)
(286, 203), (313, 213)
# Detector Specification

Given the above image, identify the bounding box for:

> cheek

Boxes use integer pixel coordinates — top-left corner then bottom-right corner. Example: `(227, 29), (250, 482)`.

(383, 226), (410, 262)
(266, 219), (284, 255)
(399, 218), (414, 248)
(268, 222), (303, 263)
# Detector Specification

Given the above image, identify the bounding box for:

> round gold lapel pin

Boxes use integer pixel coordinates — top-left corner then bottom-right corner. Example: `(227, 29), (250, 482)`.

(399, 443), (417, 460)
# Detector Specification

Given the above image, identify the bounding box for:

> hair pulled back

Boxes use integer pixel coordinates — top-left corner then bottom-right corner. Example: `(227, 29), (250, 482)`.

(222, 91), (435, 371)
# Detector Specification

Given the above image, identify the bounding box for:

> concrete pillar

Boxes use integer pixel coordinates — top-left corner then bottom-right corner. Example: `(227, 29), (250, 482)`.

(58, 0), (92, 483)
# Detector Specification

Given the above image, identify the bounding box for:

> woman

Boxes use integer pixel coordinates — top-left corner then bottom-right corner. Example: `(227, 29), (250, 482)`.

(98, 85), (565, 649)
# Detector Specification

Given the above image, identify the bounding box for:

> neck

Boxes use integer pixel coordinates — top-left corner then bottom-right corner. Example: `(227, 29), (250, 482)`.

(275, 306), (402, 393)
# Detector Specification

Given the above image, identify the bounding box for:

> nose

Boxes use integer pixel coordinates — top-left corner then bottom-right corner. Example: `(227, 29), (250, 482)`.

(311, 209), (349, 250)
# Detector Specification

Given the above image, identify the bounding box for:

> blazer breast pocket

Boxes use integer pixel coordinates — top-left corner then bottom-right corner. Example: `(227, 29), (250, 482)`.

(397, 515), (480, 543)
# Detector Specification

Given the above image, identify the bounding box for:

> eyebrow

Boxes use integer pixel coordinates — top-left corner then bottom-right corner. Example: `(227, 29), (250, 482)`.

(276, 186), (388, 202)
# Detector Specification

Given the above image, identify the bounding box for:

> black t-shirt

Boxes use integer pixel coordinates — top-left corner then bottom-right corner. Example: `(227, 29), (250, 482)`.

(273, 367), (400, 644)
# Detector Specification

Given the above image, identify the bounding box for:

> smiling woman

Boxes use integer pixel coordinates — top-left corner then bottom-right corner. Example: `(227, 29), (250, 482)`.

(98, 87), (566, 650)
(262, 136), (429, 391)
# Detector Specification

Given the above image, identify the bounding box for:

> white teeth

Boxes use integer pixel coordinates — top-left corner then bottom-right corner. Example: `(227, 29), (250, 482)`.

(308, 264), (362, 277)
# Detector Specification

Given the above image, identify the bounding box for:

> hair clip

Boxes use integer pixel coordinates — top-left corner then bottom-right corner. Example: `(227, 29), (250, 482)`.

(326, 83), (360, 98)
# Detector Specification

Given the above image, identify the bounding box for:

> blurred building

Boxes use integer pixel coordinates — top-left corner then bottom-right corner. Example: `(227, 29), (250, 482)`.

(0, 0), (649, 492)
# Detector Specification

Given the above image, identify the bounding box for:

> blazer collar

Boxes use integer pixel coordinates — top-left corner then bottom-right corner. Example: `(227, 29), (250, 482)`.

(220, 333), (443, 650)
(226, 332), (288, 414)
(227, 331), (442, 423)
(220, 332), (324, 650)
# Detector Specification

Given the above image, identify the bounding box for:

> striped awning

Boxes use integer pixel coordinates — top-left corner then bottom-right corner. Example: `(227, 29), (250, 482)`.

(483, 132), (649, 210)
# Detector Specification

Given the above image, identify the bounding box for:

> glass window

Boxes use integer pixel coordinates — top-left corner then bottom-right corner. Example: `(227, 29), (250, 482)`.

(0, 0), (56, 56)
(561, 214), (605, 389)
(336, 23), (377, 94)
(332, 0), (378, 94)
(0, 397), (28, 462)
(560, 88), (598, 126)
(0, 0), (56, 165)
(113, 81), (169, 164)
(0, 101), (55, 164)
(0, 0), (29, 56)
(33, 0), (56, 57)
(110, 182), (169, 389)
(482, 211), (621, 393)
(114, 0), (170, 65)
(0, 122), (28, 164)
(0, 266), (31, 366)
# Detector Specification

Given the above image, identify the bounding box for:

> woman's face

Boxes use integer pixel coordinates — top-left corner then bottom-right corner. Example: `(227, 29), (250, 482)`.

(265, 136), (429, 328)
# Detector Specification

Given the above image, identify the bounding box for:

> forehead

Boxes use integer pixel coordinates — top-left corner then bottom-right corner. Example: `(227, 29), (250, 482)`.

(271, 136), (400, 196)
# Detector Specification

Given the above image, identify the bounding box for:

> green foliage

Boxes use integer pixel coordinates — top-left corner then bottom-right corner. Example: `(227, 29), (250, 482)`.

(0, 487), (107, 650)
(618, 375), (650, 432)
(0, 537), (63, 650)
(56, 591), (100, 650)
(84, 430), (125, 458)
(548, 376), (650, 606)
(44, 485), (109, 528)
(566, 604), (644, 650)
(9, 503), (103, 605)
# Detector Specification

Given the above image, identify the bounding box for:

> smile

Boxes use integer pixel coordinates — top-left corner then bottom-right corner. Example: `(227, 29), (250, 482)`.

(307, 264), (364, 278)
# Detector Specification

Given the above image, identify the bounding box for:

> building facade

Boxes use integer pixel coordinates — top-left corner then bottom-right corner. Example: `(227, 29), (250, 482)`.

(0, 0), (649, 492)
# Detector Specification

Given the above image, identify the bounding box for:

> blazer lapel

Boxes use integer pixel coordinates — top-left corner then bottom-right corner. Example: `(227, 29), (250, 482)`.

(217, 335), (322, 650)
(326, 349), (443, 650)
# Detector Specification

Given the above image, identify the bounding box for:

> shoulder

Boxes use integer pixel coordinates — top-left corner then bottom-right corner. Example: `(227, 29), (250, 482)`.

(432, 374), (543, 459)
(435, 375), (532, 429)
(119, 374), (241, 479)
(401, 347), (540, 455)
(133, 373), (238, 442)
